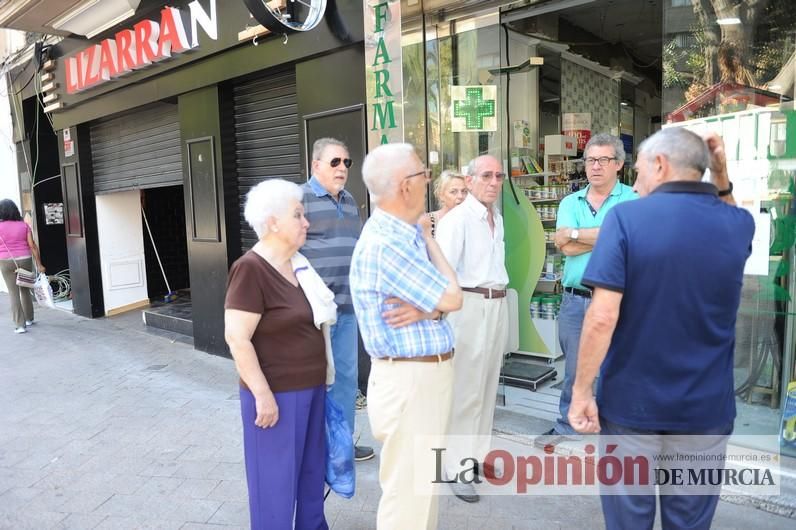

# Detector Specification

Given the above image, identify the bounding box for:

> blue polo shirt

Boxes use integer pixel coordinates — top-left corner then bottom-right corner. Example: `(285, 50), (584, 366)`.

(556, 181), (636, 289)
(582, 181), (754, 431)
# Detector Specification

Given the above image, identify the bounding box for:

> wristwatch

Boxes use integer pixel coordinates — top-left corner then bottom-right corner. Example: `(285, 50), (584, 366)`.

(717, 181), (733, 197)
(570, 228), (580, 241)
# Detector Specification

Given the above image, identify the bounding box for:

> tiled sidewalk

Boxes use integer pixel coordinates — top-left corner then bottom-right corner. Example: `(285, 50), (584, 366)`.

(0, 297), (792, 529)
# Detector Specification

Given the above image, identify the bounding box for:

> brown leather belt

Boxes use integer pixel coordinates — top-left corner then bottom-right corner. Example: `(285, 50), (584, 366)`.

(379, 351), (453, 363)
(462, 287), (507, 299)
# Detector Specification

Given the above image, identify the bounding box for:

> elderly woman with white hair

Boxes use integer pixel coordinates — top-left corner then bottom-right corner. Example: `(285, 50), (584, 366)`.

(225, 178), (335, 530)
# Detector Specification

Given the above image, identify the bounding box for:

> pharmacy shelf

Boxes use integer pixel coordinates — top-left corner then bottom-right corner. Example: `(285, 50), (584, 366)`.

(512, 172), (552, 178)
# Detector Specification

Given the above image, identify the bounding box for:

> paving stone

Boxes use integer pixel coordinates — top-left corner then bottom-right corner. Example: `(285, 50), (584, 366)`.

(0, 487), (41, 510)
(134, 477), (186, 497)
(173, 479), (221, 500)
(205, 480), (247, 503)
(206, 501), (249, 526)
(204, 462), (244, 481)
(180, 523), (248, 530)
(54, 513), (108, 530)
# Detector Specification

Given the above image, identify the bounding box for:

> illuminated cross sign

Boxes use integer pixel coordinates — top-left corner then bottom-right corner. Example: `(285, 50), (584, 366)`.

(451, 85), (497, 132)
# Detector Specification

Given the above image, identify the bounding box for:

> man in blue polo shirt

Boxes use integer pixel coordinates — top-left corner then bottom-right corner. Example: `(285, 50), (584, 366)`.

(540, 133), (636, 446)
(569, 128), (754, 529)
(301, 137), (374, 461)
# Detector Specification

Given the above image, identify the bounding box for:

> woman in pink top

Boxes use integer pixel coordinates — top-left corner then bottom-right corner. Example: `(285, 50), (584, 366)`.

(0, 200), (45, 333)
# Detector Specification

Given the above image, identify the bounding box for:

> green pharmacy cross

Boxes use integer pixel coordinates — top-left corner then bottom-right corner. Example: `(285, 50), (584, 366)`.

(454, 87), (496, 130)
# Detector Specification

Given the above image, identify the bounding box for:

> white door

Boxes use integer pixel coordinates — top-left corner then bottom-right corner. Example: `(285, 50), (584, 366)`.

(95, 190), (148, 315)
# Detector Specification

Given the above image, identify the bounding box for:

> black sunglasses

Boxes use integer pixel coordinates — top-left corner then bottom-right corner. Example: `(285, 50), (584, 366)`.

(327, 157), (353, 168)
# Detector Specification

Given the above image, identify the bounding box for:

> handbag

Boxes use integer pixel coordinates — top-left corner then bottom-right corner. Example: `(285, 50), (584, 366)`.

(325, 393), (355, 498)
(0, 235), (36, 289)
(15, 268), (36, 288)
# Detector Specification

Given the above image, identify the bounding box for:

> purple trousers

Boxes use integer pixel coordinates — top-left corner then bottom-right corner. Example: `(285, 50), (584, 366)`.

(240, 384), (328, 530)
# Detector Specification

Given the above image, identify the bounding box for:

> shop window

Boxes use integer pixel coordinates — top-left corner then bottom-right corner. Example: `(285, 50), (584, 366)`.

(665, 0), (796, 442)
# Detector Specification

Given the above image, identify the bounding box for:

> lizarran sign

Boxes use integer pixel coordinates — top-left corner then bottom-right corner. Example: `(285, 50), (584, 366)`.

(64, 0), (218, 94)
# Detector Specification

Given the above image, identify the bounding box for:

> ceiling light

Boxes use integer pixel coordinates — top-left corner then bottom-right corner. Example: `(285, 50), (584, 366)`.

(49, 0), (142, 39)
(716, 17), (741, 25)
(502, 0), (597, 24)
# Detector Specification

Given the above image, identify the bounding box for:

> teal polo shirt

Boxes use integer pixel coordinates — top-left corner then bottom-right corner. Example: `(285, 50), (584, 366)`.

(556, 181), (636, 289)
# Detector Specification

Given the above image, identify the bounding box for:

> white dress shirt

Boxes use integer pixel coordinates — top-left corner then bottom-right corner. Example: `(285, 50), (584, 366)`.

(436, 193), (509, 289)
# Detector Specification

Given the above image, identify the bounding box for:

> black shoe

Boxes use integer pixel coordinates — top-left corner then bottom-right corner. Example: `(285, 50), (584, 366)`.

(450, 481), (479, 503)
(534, 429), (566, 450)
(355, 445), (375, 461)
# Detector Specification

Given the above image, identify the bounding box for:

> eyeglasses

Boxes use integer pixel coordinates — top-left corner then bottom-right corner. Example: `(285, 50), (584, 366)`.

(584, 157), (617, 167)
(404, 168), (432, 182)
(478, 171), (506, 183)
(324, 157), (353, 168)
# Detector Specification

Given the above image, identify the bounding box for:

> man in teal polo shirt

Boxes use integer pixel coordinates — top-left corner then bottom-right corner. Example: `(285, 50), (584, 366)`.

(538, 133), (636, 445)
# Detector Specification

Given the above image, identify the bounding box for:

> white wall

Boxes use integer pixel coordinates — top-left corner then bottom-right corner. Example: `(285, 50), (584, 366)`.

(0, 30), (28, 293)
(95, 191), (148, 314)
(0, 72), (20, 294)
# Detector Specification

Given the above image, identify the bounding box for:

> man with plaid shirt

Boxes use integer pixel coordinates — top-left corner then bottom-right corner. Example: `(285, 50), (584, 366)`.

(350, 143), (462, 530)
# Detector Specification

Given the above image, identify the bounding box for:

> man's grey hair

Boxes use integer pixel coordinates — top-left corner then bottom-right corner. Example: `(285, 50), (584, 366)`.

(466, 154), (502, 177)
(312, 137), (348, 161)
(361, 143), (416, 204)
(244, 179), (303, 239)
(638, 128), (709, 177)
(584, 133), (626, 162)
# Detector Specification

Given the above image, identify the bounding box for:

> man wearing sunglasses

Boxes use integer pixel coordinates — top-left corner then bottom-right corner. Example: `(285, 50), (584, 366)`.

(538, 133), (636, 448)
(435, 154), (510, 503)
(301, 137), (374, 462)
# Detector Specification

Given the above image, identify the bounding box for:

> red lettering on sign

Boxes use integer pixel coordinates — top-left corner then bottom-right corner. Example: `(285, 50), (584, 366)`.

(98, 39), (118, 80)
(60, 0), (219, 94)
(134, 20), (160, 65)
(82, 46), (101, 88)
(65, 56), (80, 93)
(115, 29), (136, 73)
(158, 7), (189, 57)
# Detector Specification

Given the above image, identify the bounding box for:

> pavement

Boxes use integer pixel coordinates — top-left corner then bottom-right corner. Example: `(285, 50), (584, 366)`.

(0, 296), (794, 529)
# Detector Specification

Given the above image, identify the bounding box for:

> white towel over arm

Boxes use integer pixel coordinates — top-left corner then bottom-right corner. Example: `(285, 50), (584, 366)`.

(292, 252), (338, 385)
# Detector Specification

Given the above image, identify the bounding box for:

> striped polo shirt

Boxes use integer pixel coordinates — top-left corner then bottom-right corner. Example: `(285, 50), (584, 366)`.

(300, 176), (362, 313)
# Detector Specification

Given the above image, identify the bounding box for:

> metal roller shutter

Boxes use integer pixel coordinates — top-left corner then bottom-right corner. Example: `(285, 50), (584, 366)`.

(233, 70), (300, 250)
(90, 102), (182, 194)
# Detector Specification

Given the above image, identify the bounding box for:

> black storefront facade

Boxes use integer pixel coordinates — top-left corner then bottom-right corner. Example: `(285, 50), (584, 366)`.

(37, 0), (367, 355)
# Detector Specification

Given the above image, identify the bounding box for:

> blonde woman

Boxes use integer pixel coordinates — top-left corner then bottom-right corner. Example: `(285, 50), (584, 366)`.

(423, 170), (467, 237)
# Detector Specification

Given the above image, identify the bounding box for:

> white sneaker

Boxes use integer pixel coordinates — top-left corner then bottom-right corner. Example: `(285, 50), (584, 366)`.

(25, 320), (34, 326)
(14, 327), (26, 334)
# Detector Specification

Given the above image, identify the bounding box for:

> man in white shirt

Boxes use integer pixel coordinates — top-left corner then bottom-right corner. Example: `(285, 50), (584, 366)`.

(436, 155), (510, 503)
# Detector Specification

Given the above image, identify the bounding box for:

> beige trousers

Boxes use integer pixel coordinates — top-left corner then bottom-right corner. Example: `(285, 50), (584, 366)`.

(0, 257), (34, 328)
(367, 357), (453, 530)
(446, 291), (509, 472)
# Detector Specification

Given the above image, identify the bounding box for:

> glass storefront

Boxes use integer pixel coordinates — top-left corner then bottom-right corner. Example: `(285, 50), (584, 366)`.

(662, 0), (796, 448)
(388, 0), (796, 448)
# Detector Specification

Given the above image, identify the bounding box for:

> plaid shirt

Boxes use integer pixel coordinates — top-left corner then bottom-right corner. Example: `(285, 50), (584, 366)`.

(350, 209), (455, 359)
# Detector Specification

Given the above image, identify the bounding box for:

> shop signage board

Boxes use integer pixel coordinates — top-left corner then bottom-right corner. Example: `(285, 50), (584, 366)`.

(451, 85), (497, 132)
(64, 0), (219, 94)
(562, 112), (591, 151)
(63, 127), (74, 157)
(364, 0), (404, 148)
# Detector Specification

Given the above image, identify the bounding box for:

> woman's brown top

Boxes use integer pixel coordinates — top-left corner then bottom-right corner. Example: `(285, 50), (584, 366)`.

(225, 251), (326, 392)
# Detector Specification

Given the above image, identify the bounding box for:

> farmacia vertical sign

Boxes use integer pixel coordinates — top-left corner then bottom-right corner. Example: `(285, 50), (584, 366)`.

(364, 0), (404, 148)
